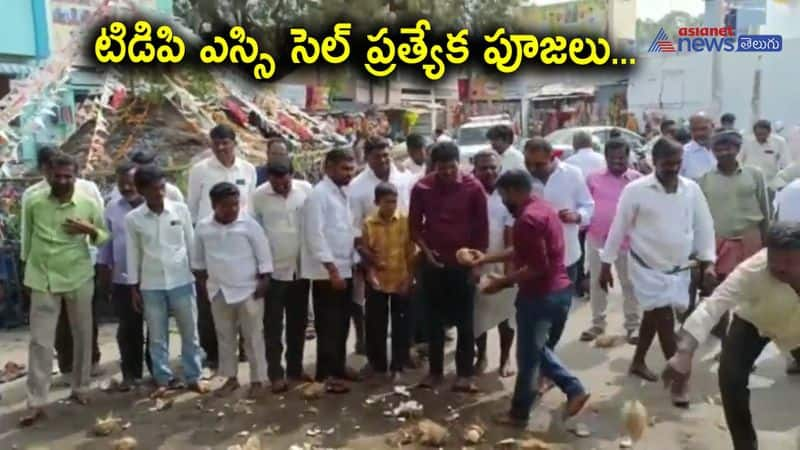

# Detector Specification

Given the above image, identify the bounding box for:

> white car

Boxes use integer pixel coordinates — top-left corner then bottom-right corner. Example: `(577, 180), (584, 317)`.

(456, 114), (515, 167)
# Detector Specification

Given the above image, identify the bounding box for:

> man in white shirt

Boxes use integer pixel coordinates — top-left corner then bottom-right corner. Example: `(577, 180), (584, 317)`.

(21, 146), (105, 378)
(188, 125), (257, 224)
(471, 151), (516, 377)
(250, 157), (314, 391)
(301, 148), (359, 393)
(187, 124), (257, 369)
(565, 131), (606, 178)
(662, 222), (800, 450)
(106, 150), (184, 204)
(126, 165), (207, 397)
(565, 131), (606, 298)
(740, 119), (790, 188)
(400, 133), (427, 180)
(681, 113), (716, 181)
(487, 124), (525, 173)
(775, 178), (800, 221)
(192, 182), (272, 399)
(525, 138), (595, 315)
(599, 137), (716, 406)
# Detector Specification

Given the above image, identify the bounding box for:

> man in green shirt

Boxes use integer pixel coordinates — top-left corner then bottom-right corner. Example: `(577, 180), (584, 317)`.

(19, 152), (109, 427)
(697, 131), (770, 342)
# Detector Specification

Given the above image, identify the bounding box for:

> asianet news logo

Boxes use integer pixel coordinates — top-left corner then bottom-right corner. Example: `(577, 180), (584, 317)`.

(648, 26), (782, 53)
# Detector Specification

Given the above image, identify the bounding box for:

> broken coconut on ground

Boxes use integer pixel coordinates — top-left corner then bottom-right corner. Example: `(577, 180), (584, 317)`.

(595, 334), (626, 348)
(495, 437), (552, 449)
(302, 382), (325, 400)
(463, 424), (486, 444)
(93, 412), (123, 436)
(111, 436), (138, 450)
(417, 419), (449, 446)
(621, 399), (648, 442)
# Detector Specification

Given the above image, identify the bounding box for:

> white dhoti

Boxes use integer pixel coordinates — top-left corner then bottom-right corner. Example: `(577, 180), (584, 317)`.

(628, 256), (690, 312)
(474, 264), (517, 336)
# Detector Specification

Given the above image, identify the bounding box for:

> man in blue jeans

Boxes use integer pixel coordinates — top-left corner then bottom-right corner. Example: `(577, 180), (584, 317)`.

(126, 165), (208, 398)
(472, 169), (590, 426)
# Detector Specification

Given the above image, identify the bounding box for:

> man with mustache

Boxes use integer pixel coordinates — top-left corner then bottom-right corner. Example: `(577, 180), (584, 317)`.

(697, 131), (770, 342)
(19, 152), (108, 427)
(599, 137), (717, 407)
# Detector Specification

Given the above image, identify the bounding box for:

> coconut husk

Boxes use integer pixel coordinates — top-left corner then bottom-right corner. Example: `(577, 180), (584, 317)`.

(111, 436), (138, 450)
(302, 382), (325, 400)
(463, 424), (485, 444)
(417, 419), (448, 446)
(595, 334), (626, 348)
(495, 438), (551, 449)
(93, 412), (123, 436)
(621, 400), (647, 441)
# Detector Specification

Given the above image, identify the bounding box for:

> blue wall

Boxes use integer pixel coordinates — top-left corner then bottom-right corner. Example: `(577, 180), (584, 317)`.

(0, 1), (43, 57)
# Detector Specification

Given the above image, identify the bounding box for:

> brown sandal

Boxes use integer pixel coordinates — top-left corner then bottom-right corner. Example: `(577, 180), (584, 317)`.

(325, 380), (350, 394)
(19, 409), (45, 428)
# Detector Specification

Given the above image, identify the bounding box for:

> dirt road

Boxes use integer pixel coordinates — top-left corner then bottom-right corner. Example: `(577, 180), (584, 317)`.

(1, 290), (798, 449)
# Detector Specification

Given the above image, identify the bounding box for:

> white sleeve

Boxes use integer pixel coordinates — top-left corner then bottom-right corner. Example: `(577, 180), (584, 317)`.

(574, 170), (595, 227)
(248, 220), (273, 274)
(125, 215), (141, 285)
(303, 191), (334, 264)
(600, 185), (636, 264)
(182, 206), (195, 268)
(350, 190), (366, 239)
(190, 224), (206, 271)
(187, 164), (202, 223)
(691, 184), (717, 262)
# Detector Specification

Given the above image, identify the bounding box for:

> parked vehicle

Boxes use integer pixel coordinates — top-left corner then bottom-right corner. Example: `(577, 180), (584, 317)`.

(456, 114), (515, 166)
(544, 126), (649, 171)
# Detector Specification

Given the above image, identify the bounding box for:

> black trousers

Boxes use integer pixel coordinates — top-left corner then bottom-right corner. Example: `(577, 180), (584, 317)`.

(576, 229), (588, 296)
(264, 278), (310, 381)
(195, 280), (218, 365)
(719, 315), (800, 450)
(112, 283), (152, 380)
(312, 279), (353, 381)
(409, 267), (428, 344)
(55, 291), (100, 373)
(422, 263), (475, 377)
(365, 285), (410, 373)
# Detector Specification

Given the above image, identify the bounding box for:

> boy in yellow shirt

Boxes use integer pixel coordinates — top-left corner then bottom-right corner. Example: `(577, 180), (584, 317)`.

(361, 182), (417, 379)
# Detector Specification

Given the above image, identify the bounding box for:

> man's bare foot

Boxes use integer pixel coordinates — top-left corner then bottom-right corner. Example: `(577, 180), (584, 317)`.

(188, 380), (210, 394)
(629, 363), (658, 382)
(538, 377), (555, 394)
(150, 386), (169, 399)
(564, 392), (591, 419)
(19, 408), (45, 427)
(474, 357), (488, 375)
(271, 380), (289, 394)
(68, 392), (90, 405)
(417, 374), (443, 389)
(214, 378), (239, 397)
(248, 383), (269, 399)
(498, 363), (516, 378)
(452, 377), (480, 394)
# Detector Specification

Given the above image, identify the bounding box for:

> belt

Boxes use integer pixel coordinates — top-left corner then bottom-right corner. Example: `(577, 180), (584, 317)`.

(629, 249), (697, 275)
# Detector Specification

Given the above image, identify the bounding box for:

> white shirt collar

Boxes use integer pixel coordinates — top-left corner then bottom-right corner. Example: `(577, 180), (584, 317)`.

(644, 173), (687, 194)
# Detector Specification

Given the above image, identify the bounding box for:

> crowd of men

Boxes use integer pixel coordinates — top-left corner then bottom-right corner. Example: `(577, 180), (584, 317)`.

(13, 116), (800, 450)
